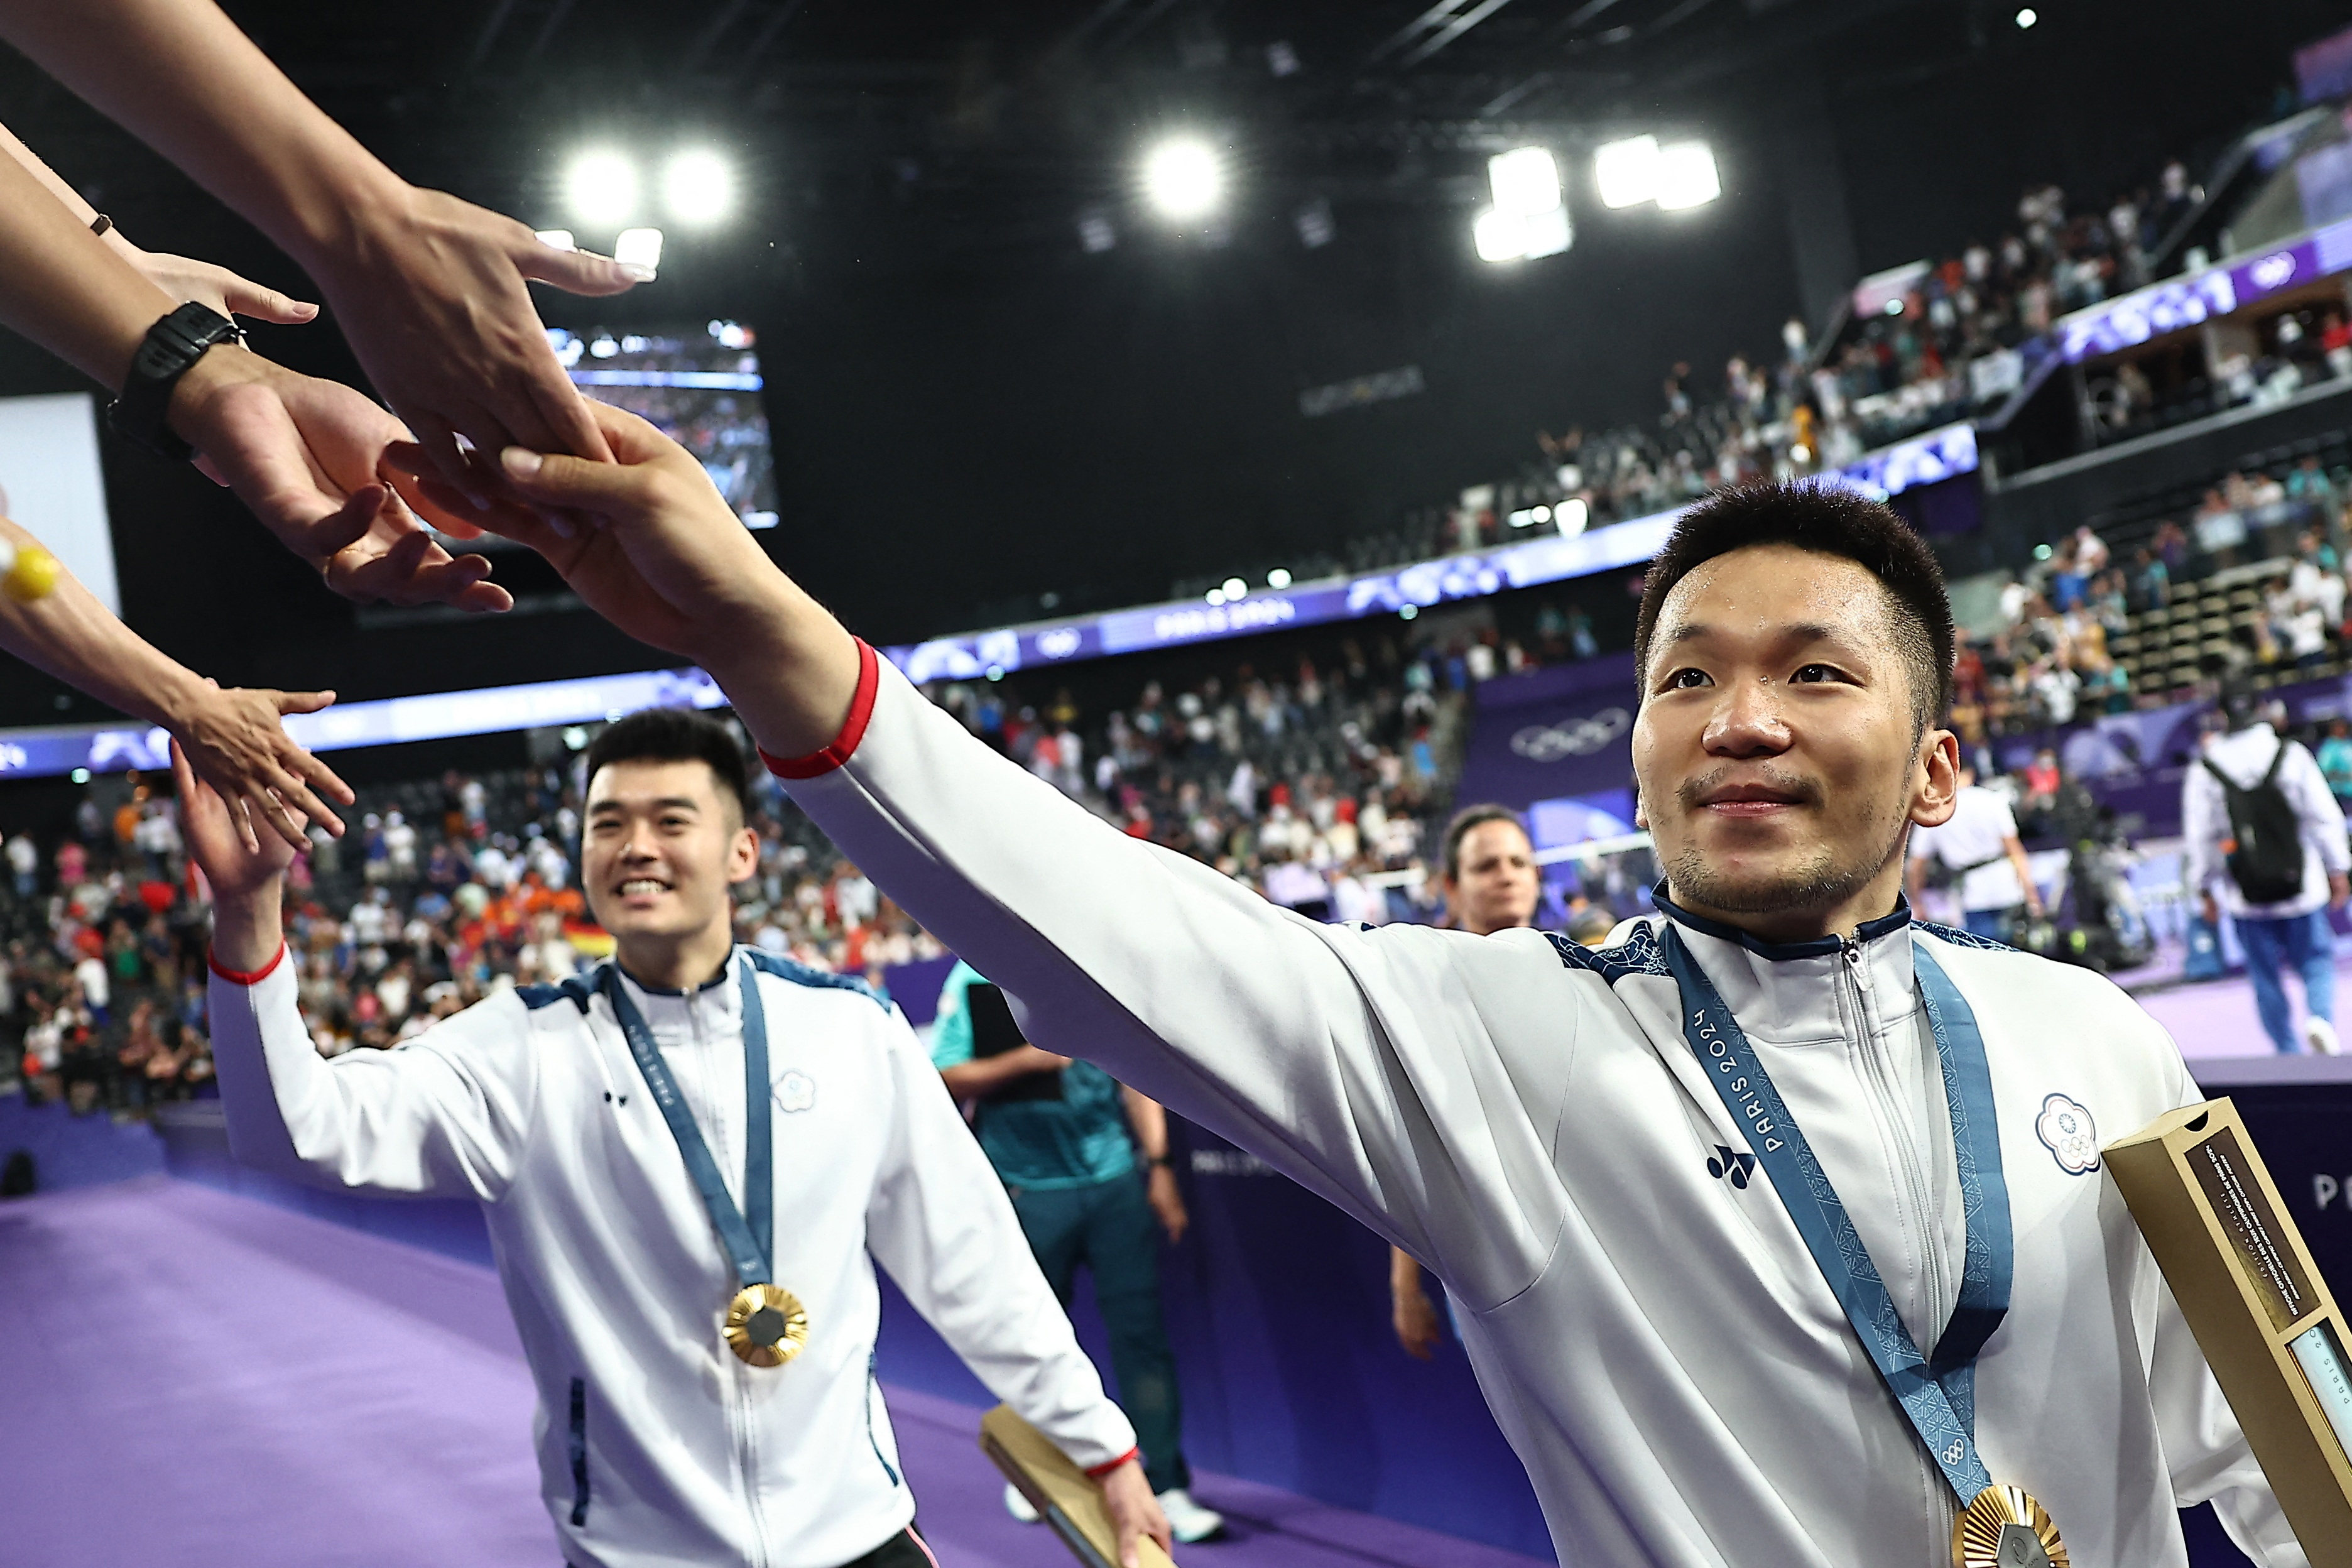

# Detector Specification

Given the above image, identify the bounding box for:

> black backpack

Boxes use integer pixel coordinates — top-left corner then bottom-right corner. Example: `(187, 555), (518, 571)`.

(2202, 741), (2308, 905)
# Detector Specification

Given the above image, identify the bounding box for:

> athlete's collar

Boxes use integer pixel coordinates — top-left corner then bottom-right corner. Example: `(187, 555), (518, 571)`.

(614, 946), (740, 998)
(1652, 883), (1912, 962)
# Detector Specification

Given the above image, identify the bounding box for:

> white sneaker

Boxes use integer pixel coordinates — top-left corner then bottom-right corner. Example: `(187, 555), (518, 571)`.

(1003, 1481), (1040, 1523)
(1155, 1486), (1226, 1544)
(2306, 1015), (2341, 1055)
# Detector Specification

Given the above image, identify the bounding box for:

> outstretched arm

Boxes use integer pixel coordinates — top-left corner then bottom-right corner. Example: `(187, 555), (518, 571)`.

(416, 405), (1585, 1313)
(0, 114), (510, 611)
(1, 513), (349, 847)
(0, 0), (643, 497)
(182, 741), (535, 1195)
(0, 117), (318, 325)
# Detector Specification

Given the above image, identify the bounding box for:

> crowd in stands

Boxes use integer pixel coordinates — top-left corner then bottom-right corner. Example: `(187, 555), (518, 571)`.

(0, 620), (1512, 1120)
(1263, 153), (2219, 600)
(1949, 451), (2352, 738)
(0, 762), (943, 1118)
(932, 628), (1482, 928)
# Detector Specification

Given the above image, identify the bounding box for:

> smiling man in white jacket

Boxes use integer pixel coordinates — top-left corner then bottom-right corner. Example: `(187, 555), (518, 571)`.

(452, 403), (2305, 1568)
(185, 709), (1168, 1568)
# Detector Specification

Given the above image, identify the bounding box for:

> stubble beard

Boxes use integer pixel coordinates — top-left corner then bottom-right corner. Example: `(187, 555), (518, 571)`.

(1664, 803), (1910, 919)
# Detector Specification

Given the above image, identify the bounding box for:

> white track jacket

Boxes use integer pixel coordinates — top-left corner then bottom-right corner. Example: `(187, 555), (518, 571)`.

(776, 642), (2304, 1568)
(207, 943), (1136, 1568)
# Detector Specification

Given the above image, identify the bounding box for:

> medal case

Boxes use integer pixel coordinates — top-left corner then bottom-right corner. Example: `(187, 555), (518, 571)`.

(2106, 1097), (2352, 1565)
(979, 1405), (1179, 1568)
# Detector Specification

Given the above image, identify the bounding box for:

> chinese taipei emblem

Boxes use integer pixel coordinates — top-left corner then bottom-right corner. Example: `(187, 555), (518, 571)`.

(2035, 1094), (2099, 1175)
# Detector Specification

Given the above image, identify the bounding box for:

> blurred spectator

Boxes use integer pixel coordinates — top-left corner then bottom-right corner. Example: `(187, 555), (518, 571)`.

(1905, 765), (2044, 943)
(2185, 689), (2350, 1054)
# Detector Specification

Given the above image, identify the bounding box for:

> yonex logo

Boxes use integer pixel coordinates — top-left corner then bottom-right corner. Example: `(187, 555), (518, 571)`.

(1706, 1145), (1756, 1188)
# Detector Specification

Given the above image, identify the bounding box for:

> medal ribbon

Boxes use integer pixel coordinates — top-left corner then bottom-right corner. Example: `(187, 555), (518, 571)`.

(602, 954), (774, 1287)
(1661, 927), (2012, 1504)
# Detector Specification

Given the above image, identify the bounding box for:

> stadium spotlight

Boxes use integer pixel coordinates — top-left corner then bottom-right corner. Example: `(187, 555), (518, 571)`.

(535, 229), (577, 251)
(1555, 497), (1590, 538)
(663, 150), (734, 226)
(1488, 148), (1560, 219)
(1267, 567), (1292, 589)
(1221, 577), (1248, 599)
(1474, 208), (1523, 263)
(1143, 136), (1223, 220)
(1594, 136), (1660, 209)
(565, 149), (640, 227)
(1519, 205), (1571, 258)
(1479, 147), (1570, 261)
(1655, 143), (1721, 210)
(1474, 204), (1571, 264)
(614, 227), (665, 273)
(2015, 6), (2037, 23)
(1206, 587), (1228, 606)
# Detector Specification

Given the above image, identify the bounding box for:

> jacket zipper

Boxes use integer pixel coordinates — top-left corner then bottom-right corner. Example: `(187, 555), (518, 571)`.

(687, 986), (773, 1568)
(1838, 936), (1956, 1554)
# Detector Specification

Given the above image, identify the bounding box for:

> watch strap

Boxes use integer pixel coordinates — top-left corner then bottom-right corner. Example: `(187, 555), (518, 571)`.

(107, 302), (241, 462)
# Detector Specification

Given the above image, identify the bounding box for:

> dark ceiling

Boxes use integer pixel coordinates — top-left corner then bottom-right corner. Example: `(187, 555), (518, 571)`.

(0, 0), (2333, 729)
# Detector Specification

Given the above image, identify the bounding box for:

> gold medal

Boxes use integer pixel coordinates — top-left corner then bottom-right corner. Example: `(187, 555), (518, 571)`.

(1954, 1483), (2067, 1568)
(723, 1283), (808, 1368)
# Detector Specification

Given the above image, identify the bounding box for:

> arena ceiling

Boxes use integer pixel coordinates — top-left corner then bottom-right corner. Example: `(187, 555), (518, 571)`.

(4, 0), (1988, 264)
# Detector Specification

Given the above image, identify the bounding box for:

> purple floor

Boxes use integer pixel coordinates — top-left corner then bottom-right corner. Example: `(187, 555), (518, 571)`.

(2135, 945), (2352, 1067)
(0, 1177), (1549, 1568)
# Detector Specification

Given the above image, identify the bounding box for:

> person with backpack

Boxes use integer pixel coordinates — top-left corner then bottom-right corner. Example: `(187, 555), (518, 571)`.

(2184, 687), (2350, 1053)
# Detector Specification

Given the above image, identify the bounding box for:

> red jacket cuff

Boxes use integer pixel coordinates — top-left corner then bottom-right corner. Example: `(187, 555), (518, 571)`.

(208, 942), (288, 986)
(1082, 1446), (1140, 1479)
(760, 638), (879, 780)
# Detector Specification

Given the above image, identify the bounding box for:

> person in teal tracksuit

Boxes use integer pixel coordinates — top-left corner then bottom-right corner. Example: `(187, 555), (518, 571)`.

(928, 960), (1225, 1544)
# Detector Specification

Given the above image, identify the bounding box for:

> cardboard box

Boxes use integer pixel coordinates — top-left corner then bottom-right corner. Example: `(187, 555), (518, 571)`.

(2105, 1097), (2352, 1565)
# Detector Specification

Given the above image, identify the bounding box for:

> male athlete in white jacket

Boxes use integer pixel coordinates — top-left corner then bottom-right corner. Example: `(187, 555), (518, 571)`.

(183, 710), (1169, 1568)
(444, 403), (2304, 1567)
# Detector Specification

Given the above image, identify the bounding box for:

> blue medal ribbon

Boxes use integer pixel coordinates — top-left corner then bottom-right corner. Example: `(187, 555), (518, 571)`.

(1661, 925), (2011, 1504)
(601, 954), (773, 1287)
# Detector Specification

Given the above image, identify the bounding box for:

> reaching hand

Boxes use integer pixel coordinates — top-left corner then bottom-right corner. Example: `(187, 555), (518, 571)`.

(1096, 1457), (1173, 1568)
(170, 736), (297, 905)
(118, 244), (318, 326)
(169, 347), (513, 612)
(385, 399), (775, 659)
(172, 679), (354, 852)
(315, 187), (643, 504)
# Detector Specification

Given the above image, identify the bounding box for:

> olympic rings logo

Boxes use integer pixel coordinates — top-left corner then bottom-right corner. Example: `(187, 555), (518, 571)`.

(1510, 707), (1630, 762)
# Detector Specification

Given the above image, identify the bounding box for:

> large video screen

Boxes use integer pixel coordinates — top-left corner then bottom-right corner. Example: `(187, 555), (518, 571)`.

(551, 321), (777, 530)
(430, 321), (775, 550)
(0, 392), (116, 612)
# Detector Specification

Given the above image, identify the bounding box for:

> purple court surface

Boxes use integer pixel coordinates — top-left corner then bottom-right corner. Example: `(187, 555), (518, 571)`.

(2135, 944), (2352, 1071)
(0, 1177), (1549, 1568)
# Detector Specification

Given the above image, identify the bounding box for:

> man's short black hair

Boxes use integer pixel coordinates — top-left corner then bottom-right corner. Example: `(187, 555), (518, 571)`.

(1442, 803), (1530, 881)
(584, 708), (754, 824)
(1633, 482), (1955, 732)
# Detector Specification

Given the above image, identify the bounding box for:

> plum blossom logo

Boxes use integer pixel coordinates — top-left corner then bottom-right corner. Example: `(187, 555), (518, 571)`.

(776, 1072), (816, 1113)
(2035, 1093), (2099, 1175)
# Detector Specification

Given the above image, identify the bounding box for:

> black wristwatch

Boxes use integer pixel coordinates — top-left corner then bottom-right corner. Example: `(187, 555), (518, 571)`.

(107, 302), (242, 462)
